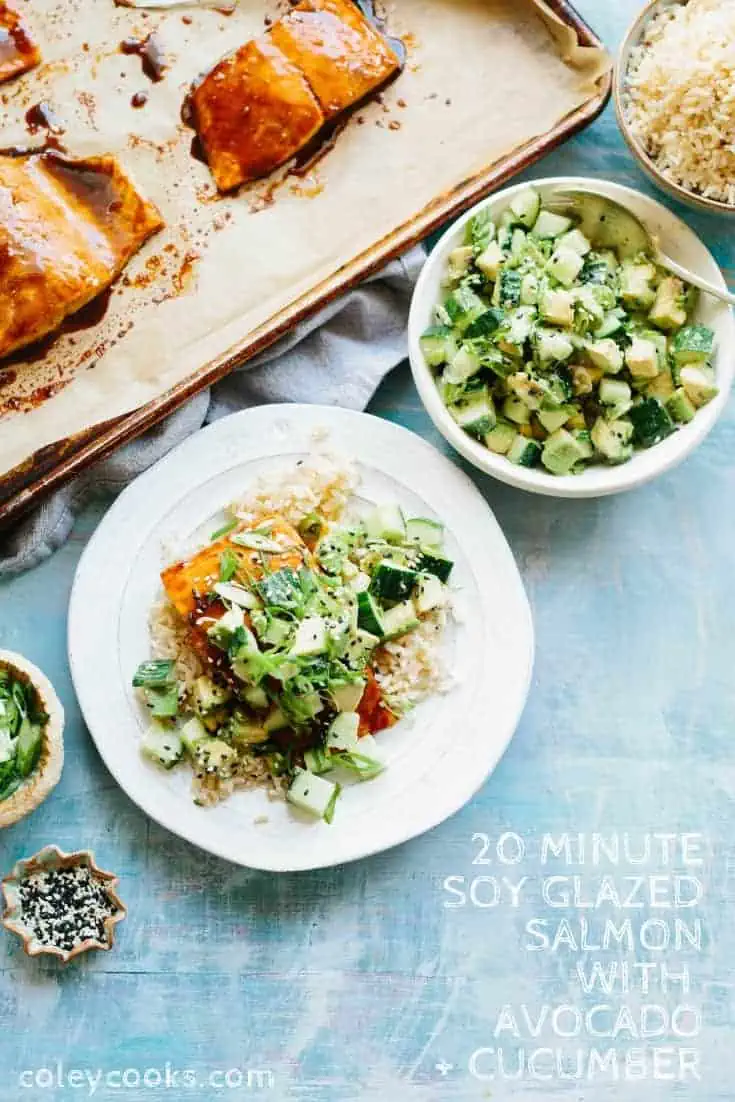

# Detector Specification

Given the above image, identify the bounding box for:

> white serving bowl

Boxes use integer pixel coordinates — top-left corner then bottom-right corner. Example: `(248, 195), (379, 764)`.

(408, 176), (735, 498)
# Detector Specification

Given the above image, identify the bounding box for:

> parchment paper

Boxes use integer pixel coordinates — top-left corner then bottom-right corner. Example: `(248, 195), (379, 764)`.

(0, 0), (610, 475)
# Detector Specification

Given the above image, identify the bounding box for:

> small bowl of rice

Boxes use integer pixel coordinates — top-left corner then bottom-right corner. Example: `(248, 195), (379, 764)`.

(615, 0), (735, 215)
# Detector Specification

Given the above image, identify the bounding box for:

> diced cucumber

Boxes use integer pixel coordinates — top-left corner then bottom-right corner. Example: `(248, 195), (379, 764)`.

(193, 676), (232, 714)
(680, 365), (719, 407)
(629, 398), (674, 447)
(414, 574), (445, 614)
(343, 629), (381, 670)
(420, 325), (457, 368)
(444, 286), (486, 332)
(591, 417), (634, 463)
(357, 591), (386, 637)
(303, 747), (333, 775)
(331, 678), (366, 713)
(141, 725), (183, 770)
(666, 387), (696, 424)
(405, 518), (444, 548)
(498, 268), (522, 308)
(532, 210), (572, 239)
(450, 390), (497, 437)
(476, 241), (505, 280)
(417, 550), (454, 583)
(599, 377), (632, 420)
(287, 768), (340, 821)
(520, 272), (539, 305)
(466, 208), (495, 253)
(649, 276), (687, 331)
(558, 228), (591, 256)
(537, 406), (572, 434)
(382, 602), (420, 640)
(242, 684), (269, 710)
(370, 561), (419, 602)
(290, 616), (328, 658)
(548, 245), (584, 288)
(180, 716), (208, 753)
(672, 325), (715, 365)
(619, 260), (656, 309)
(507, 435), (542, 467)
(509, 187), (541, 228)
(444, 345), (482, 385)
(510, 228), (527, 260)
(464, 308), (504, 340)
(573, 429), (594, 459)
(364, 504), (406, 544)
(264, 706), (289, 733)
(541, 428), (589, 476)
(536, 329), (574, 362)
(207, 607), (246, 649)
(326, 711), (361, 751)
(594, 308), (626, 339)
(484, 420), (517, 454)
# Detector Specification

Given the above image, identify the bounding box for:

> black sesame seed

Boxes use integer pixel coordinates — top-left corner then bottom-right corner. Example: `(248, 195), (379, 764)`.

(16, 866), (117, 953)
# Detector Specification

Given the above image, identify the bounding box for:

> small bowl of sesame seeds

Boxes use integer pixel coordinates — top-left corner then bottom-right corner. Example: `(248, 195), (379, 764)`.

(1, 846), (126, 964)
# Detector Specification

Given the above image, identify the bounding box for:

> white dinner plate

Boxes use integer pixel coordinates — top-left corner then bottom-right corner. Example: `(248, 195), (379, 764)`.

(68, 405), (534, 871)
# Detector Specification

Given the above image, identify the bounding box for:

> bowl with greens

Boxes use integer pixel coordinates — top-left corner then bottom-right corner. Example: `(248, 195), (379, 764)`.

(0, 652), (64, 829)
(409, 177), (734, 497)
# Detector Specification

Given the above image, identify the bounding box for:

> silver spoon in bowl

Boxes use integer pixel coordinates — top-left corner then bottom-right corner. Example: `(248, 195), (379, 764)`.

(546, 188), (735, 308)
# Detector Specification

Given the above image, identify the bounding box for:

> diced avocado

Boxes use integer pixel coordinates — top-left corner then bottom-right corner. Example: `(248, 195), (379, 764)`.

(629, 397), (675, 447)
(446, 245), (474, 282)
(290, 616), (328, 658)
(520, 272), (539, 306)
(382, 602), (420, 640)
(540, 289), (574, 328)
(558, 228), (591, 256)
(619, 260), (656, 309)
(405, 518), (443, 548)
(263, 706), (289, 734)
(649, 276), (687, 331)
(141, 725), (183, 770)
(364, 504), (406, 543)
(484, 420), (517, 454)
(536, 329), (574, 362)
(599, 377), (632, 420)
(444, 345), (482, 385)
(464, 307), (504, 340)
(541, 428), (588, 476)
(326, 711), (361, 752)
(343, 629), (380, 670)
(180, 716), (208, 753)
(416, 550), (454, 583)
(444, 286), (486, 331)
(420, 325), (457, 368)
(532, 210), (572, 239)
(509, 187), (541, 228)
(476, 241), (505, 280)
(331, 678), (366, 713)
(242, 684), (269, 711)
(502, 394), (531, 425)
(573, 429), (594, 459)
(357, 591), (386, 637)
(645, 370), (675, 402)
(370, 561), (419, 602)
(498, 268), (522, 308)
(15, 718), (42, 778)
(672, 325), (715, 365)
(537, 406), (572, 434)
(193, 738), (236, 778)
(261, 617), (292, 648)
(450, 389), (497, 437)
(680, 365), (719, 407)
(507, 434), (542, 467)
(625, 337), (660, 379)
(548, 245), (584, 288)
(571, 365), (600, 397)
(586, 338), (623, 374)
(666, 387), (697, 424)
(193, 676), (231, 715)
(414, 573), (445, 614)
(287, 768), (340, 821)
(591, 417), (634, 463)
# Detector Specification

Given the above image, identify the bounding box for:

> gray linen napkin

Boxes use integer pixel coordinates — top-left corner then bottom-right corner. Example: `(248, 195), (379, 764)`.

(0, 247), (425, 577)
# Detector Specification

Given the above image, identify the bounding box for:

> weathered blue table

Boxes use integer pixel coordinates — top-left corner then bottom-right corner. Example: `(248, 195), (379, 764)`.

(2, 2), (733, 1099)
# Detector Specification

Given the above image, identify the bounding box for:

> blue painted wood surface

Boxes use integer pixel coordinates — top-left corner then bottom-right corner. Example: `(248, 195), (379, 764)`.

(1, 2), (734, 1098)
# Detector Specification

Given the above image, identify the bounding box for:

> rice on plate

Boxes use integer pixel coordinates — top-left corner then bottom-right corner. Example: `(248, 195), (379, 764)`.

(138, 454), (453, 823)
(623, 0), (735, 206)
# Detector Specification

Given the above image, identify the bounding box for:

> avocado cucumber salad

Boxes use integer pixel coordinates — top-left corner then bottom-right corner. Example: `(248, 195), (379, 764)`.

(0, 667), (47, 803)
(135, 495), (453, 825)
(421, 187), (718, 475)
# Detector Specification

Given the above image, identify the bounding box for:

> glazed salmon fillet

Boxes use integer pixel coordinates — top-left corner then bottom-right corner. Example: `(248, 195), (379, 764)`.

(0, 2), (40, 84)
(270, 0), (400, 121)
(161, 516), (309, 620)
(190, 38), (325, 193)
(0, 152), (163, 360)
